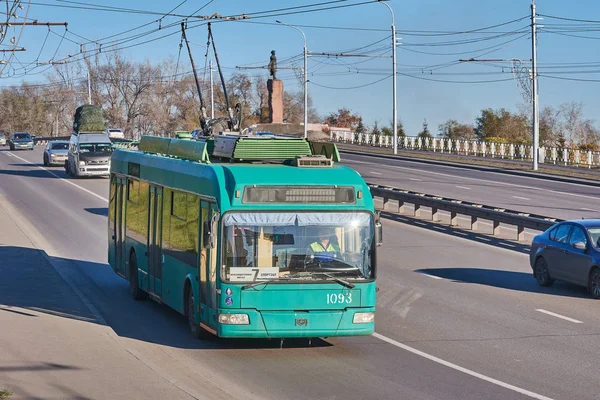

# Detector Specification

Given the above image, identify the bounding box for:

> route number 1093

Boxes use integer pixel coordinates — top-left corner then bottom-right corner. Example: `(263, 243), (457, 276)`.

(326, 293), (353, 304)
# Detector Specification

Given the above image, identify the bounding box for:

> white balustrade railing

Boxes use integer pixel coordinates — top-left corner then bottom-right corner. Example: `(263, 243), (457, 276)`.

(330, 131), (600, 168)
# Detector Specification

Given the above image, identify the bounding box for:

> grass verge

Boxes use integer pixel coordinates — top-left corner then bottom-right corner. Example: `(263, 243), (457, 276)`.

(0, 389), (12, 399)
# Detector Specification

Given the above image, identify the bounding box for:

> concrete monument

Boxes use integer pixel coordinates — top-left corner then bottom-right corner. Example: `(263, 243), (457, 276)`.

(267, 50), (283, 124)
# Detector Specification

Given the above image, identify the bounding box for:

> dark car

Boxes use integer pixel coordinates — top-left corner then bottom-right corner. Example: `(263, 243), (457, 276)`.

(8, 132), (34, 150)
(530, 220), (600, 298)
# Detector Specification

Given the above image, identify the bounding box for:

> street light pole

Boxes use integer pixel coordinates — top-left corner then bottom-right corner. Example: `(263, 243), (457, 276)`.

(276, 20), (308, 139)
(210, 58), (215, 119)
(531, 0), (539, 171)
(377, 0), (397, 154)
(87, 69), (92, 105)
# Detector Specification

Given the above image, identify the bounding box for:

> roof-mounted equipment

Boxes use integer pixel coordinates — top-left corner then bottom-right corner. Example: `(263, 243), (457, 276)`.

(138, 135), (210, 163)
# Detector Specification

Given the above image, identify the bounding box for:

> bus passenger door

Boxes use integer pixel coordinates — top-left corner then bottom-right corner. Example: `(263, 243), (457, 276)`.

(199, 201), (217, 330)
(148, 185), (163, 297)
(115, 177), (127, 276)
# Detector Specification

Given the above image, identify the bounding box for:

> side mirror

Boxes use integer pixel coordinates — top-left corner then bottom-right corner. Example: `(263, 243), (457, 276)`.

(375, 212), (383, 247)
(573, 241), (587, 251)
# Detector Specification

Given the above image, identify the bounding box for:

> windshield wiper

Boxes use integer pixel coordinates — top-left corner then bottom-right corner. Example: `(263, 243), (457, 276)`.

(312, 272), (355, 289)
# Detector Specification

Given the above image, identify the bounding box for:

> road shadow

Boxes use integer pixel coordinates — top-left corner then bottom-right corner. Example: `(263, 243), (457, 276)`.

(85, 207), (108, 217)
(0, 246), (99, 324)
(7, 163), (46, 168)
(416, 267), (591, 299)
(0, 362), (82, 372)
(382, 211), (531, 254)
(0, 168), (59, 179)
(0, 245), (333, 350)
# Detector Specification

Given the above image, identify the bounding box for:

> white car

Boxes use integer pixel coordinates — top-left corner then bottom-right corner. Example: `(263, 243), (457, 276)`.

(108, 128), (124, 139)
(0, 136), (6, 146)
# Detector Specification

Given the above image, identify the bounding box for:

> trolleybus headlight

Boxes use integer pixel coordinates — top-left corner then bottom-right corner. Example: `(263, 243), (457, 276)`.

(353, 312), (375, 324)
(219, 313), (249, 325)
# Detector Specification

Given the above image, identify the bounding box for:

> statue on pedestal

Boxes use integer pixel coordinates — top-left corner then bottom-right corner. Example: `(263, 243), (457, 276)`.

(268, 50), (277, 80)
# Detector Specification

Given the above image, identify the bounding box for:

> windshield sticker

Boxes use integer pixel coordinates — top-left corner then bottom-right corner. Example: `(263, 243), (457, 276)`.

(229, 267), (280, 282)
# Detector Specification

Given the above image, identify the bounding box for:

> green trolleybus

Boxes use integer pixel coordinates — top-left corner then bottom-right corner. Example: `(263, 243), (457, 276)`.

(108, 135), (382, 339)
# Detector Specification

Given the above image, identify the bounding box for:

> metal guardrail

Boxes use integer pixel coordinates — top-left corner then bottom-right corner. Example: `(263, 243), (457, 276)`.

(32, 136), (137, 148)
(33, 136), (70, 145)
(369, 184), (563, 241)
(333, 132), (600, 169)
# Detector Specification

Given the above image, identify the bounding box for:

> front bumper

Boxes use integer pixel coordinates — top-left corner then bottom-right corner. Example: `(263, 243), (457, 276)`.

(77, 165), (110, 176)
(216, 308), (376, 338)
(49, 156), (67, 165)
(13, 143), (34, 149)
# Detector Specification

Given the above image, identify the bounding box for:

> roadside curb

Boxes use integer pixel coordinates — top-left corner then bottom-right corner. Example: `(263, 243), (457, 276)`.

(340, 148), (600, 188)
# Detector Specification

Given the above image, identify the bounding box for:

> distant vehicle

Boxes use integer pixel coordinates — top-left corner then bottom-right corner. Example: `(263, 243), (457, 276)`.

(174, 130), (192, 140)
(43, 140), (69, 167)
(108, 128), (125, 139)
(8, 132), (34, 150)
(0, 136), (6, 146)
(530, 219), (600, 298)
(66, 132), (112, 178)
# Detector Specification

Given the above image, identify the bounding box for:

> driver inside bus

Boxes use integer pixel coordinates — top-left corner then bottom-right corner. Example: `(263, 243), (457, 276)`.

(306, 227), (342, 262)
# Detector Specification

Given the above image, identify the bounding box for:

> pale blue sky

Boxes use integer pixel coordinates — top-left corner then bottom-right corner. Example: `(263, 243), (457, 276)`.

(2, 0), (600, 134)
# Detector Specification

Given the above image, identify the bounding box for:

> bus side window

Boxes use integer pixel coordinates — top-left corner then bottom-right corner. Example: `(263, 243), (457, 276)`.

(138, 181), (149, 238)
(170, 191), (188, 262)
(126, 179), (140, 235)
(185, 194), (199, 259)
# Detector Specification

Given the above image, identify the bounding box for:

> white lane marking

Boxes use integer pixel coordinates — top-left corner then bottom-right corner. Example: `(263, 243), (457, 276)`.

(456, 185), (471, 190)
(409, 178), (422, 181)
(535, 309), (583, 324)
(7, 152), (108, 202)
(418, 272), (443, 280)
(372, 332), (554, 400)
(581, 207), (600, 212)
(370, 171), (382, 175)
(512, 196), (531, 201)
(348, 158), (600, 201)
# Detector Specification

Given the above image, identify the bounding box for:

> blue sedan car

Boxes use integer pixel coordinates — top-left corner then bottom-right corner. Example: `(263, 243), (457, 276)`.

(530, 220), (600, 298)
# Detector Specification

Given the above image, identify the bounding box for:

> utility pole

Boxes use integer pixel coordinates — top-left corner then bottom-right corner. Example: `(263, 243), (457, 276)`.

(531, 0), (540, 171)
(303, 38), (308, 139)
(377, 0), (398, 154)
(81, 44), (92, 104)
(210, 58), (214, 119)
(87, 68), (92, 104)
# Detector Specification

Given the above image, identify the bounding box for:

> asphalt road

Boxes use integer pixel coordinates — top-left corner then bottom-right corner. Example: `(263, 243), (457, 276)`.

(341, 152), (600, 221)
(1, 146), (599, 400)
